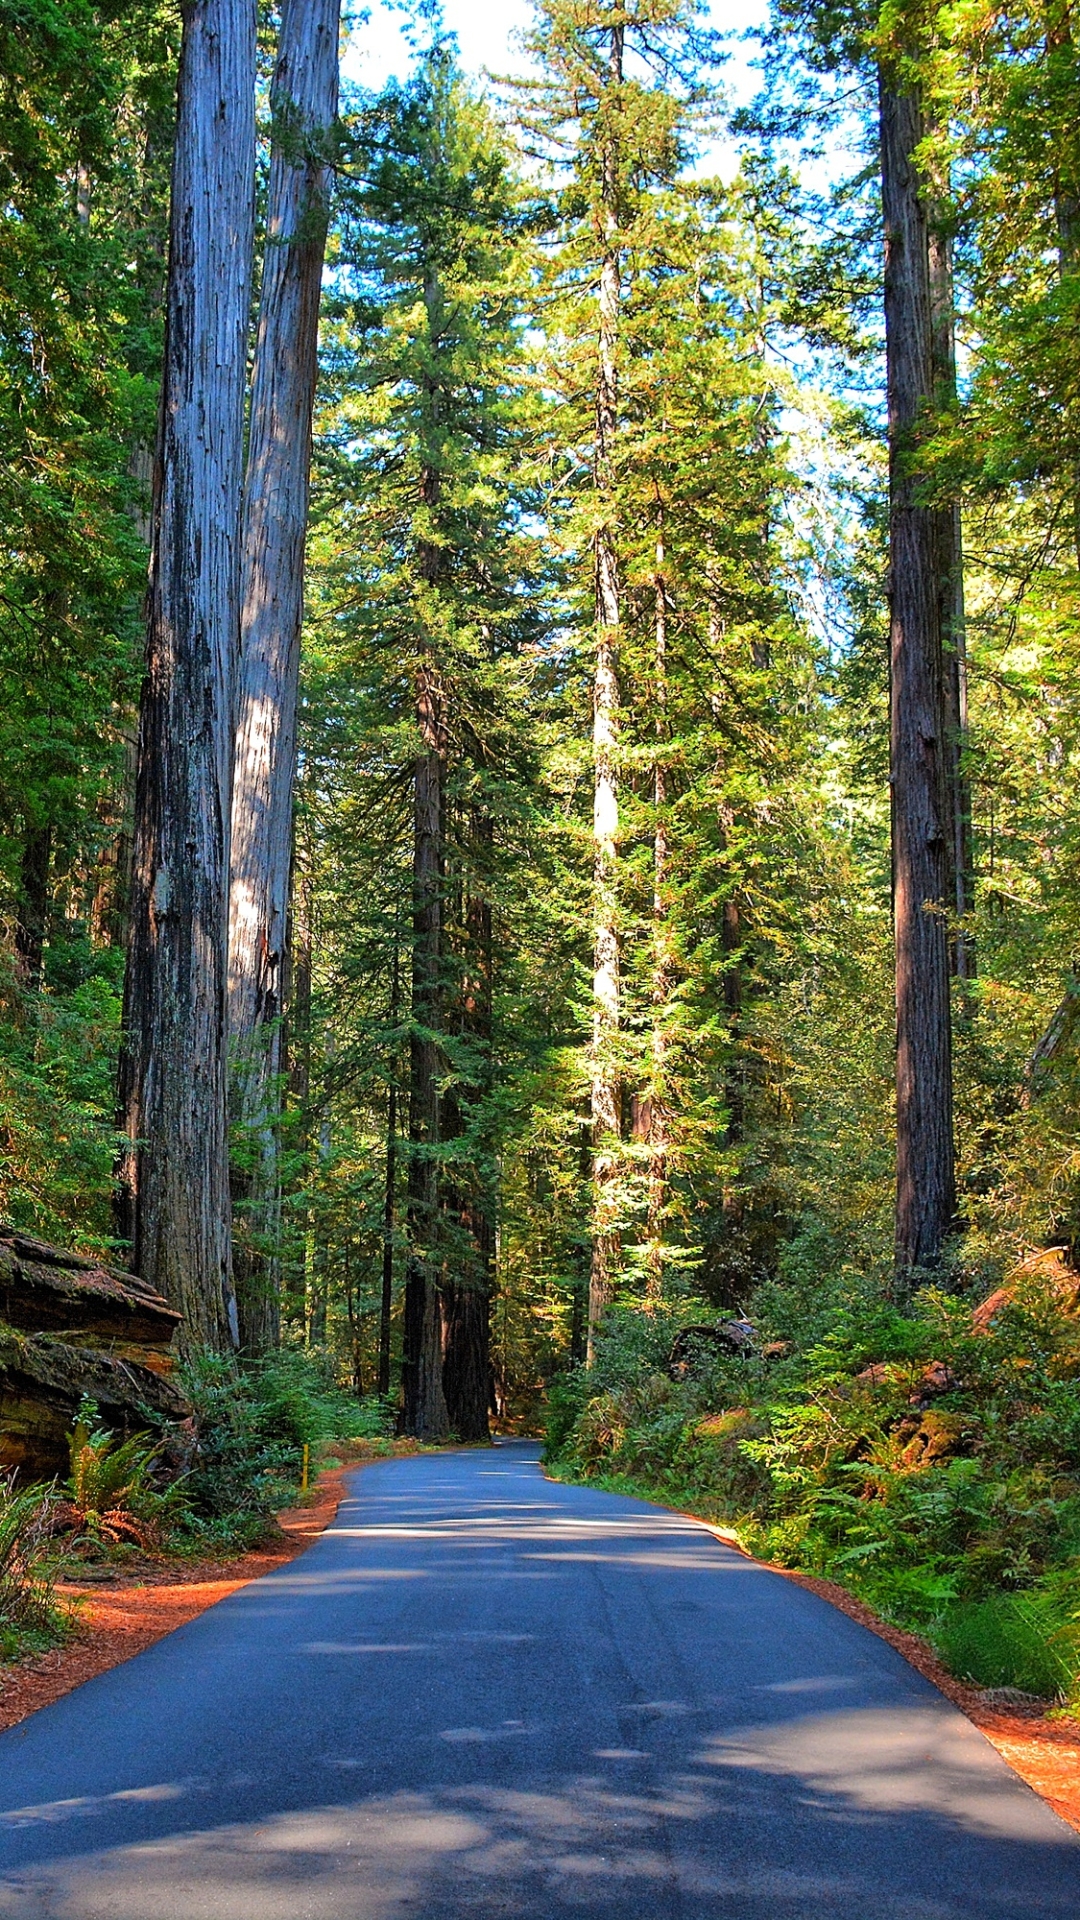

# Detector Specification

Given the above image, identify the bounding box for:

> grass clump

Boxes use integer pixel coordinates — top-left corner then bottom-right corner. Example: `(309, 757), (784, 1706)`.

(0, 1473), (65, 1660)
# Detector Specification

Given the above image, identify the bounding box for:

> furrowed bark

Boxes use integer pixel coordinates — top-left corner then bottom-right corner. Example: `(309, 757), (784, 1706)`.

(1047, 1), (1080, 564)
(441, 861), (495, 1441)
(378, 939), (401, 1400)
(116, 0), (256, 1347)
(588, 22), (624, 1366)
(927, 165), (975, 985)
(229, 0), (340, 1352)
(879, 68), (956, 1279)
(402, 654), (449, 1440)
(646, 524), (669, 1304)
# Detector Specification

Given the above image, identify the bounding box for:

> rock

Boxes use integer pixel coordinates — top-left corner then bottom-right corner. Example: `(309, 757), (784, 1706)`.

(0, 1226), (188, 1479)
(977, 1686), (1047, 1715)
(668, 1320), (756, 1380)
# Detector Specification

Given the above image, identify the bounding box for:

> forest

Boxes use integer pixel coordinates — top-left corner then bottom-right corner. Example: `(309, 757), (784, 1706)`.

(4, 0), (1080, 1706)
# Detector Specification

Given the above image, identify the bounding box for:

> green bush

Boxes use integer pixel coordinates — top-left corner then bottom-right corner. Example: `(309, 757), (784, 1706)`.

(0, 1474), (63, 1658)
(936, 1592), (1080, 1699)
(549, 1267), (1080, 1702)
(175, 1347), (393, 1551)
(61, 1398), (188, 1550)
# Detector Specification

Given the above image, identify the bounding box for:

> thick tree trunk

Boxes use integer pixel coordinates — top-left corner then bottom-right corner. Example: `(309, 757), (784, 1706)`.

(588, 23), (624, 1366)
(1047, 2), (1080, 563)
(879, 70), (956, 1279)
(229, 0), (340, 1353)
(116, 0), (255, 1347)
(378, 938), (401, 1399)
(402, 661), (449, 1439)
(927, 183), (975, 984)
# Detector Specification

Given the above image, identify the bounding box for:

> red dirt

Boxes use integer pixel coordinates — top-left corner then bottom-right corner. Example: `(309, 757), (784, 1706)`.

(0, 1445), (400, 1736)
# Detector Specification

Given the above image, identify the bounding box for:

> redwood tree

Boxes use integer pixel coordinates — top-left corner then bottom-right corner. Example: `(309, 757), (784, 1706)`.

(116, 0), (256, 1344)
(879, 54), (956, 1276)
(229, 0), (341, 1352)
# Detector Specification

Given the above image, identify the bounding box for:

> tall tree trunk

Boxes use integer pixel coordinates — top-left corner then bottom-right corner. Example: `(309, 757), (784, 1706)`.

(116, 0), (255, 1346)
(646, 523), (669, 1303)
(1046, 2), (1080, 564)
(588, 22), (624, 1366)
(879, 67), (956, 1280)
(402, 658), (449, 1439)
(927, 174), (975, 984)
(442, 860), (494, 1441)
(229, 0), (340, 1353)
(378, 938), (400, 1399)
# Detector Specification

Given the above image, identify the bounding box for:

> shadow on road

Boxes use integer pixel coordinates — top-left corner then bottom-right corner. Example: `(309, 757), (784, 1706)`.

(0, 1443), (1076, 1918)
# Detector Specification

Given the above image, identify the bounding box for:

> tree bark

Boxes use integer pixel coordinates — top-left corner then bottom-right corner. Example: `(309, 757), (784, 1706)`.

(15, 825), (51, 991)
(229, 0), (340, 1352)
(378, 938), (400, 1399)
(402, 658), (449, 1439)
(1046, 2), (1080, 564)
(441, 864), (494, 1441)
(646, 526), (669, 1303)
(927, 171), (975, 984)
(588, 23), (624, 1366)
(879, 68), (956, 1279)
(116, 0), (255, 1347)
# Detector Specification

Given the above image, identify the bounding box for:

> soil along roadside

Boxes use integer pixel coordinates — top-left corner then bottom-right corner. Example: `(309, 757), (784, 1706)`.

(0, 1445), (395, 1736)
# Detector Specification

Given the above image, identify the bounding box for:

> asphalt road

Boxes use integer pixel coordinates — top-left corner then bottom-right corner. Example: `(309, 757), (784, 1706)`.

(0, 1440), (1077, 1918)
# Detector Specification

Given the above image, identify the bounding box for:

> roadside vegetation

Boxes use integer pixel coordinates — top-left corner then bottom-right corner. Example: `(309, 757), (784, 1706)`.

(0, 1349), (395, 1664)
(546, 1259), (1080, 1707)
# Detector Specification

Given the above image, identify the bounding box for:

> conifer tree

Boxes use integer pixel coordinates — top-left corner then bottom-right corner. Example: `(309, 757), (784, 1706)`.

(229, 0), (341, 1352)
(116, 0), (256, 1343)
(514, 0), (720, 1353)
(317, 43), (542, 1434)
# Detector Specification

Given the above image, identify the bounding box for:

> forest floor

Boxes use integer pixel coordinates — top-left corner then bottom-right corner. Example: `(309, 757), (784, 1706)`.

(2, 1442), (1077, 1839)
(0, 1437), (424, 1738)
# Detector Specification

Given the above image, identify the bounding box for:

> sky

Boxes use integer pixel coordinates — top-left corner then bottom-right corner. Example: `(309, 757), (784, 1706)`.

(342, 0), (772, 160)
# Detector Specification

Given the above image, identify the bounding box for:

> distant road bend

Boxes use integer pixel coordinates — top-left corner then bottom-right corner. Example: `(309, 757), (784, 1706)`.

(0, 1441), (1077, 1918)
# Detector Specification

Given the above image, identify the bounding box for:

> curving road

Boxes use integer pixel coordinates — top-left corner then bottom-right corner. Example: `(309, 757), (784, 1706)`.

(0, 1440), (1077, 1918)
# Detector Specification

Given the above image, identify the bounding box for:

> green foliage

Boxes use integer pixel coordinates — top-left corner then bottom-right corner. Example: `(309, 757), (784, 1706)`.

(176, 1348), (391, 1550)
(0, 1472), (63, 1658)
(936, 1590), (1080, 1700)
(60, 1397), (184, 1550)
(551, 1261), (1080, 1698)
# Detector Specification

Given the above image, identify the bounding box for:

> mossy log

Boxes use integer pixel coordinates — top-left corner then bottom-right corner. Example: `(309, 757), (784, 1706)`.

(0, 1228), (189, 1478)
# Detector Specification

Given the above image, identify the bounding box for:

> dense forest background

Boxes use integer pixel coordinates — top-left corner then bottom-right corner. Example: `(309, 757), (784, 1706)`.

(4, 0), (1080, 1501)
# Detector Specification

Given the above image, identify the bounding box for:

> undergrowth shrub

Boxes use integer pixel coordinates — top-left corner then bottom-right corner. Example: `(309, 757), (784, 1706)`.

(547, 1266), (1080, 1700)
(0, 1474), (63, 1657)
(58, 1399), (188, 1551)
(176, 1347), (392, 1550)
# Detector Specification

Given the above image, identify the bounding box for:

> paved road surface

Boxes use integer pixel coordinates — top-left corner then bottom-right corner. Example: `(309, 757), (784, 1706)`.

(0, 1441), (1077, 1918)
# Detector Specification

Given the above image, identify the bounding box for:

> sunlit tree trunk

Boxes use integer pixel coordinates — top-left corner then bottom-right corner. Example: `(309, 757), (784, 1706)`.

(116, 0), (255, 1346)
(879, 66), (956, 1280)
(229, 0), (340, 1351)
(646, 522), (669, 1303)
(588, 22), (624, 1365)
